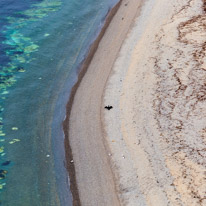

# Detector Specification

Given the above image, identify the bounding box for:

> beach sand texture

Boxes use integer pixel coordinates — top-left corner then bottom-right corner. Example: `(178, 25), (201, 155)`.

(67, 0), (144, 205)
(67, 0), (206, 205)
(104, 0), (206, 205)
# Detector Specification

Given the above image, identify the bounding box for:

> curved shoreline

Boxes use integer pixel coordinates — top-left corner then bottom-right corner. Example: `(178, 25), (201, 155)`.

(63, 0), (145, 205)
(63, 1), (122, 205)
(63, 0), (206, 205)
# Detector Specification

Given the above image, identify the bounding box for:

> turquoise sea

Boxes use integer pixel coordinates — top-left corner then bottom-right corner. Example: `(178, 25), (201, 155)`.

(0, 0), (118, 205)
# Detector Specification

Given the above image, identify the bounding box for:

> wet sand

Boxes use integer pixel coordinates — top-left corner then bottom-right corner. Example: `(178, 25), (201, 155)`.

(64, 0), (145, 205)
(65, 0), (206, 205)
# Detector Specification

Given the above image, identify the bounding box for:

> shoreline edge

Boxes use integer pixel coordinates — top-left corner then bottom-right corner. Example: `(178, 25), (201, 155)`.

(62, 1), (122, 205)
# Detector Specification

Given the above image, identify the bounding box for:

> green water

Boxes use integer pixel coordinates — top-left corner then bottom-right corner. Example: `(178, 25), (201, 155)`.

(0, 0), (118, 205)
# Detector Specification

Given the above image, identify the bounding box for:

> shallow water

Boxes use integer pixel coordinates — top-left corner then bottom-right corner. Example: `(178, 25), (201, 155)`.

(0, 0), (118, 205)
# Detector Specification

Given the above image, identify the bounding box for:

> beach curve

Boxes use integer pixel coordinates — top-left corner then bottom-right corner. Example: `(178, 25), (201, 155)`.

(63, 0), (145, 205)
(65, 0), (206, 205)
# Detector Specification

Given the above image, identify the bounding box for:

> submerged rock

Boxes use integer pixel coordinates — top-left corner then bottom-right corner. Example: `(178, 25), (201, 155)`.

(0, 170), (7, 175)
(1, 161), (11, 166)
(16, 67), (25, 72)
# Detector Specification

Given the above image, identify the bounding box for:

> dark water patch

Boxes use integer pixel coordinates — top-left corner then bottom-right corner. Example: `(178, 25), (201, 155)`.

(1, 161), (11, 167)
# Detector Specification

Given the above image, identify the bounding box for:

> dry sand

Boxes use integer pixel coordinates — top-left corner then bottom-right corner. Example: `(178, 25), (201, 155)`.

(67, 0), (144, 205)
(67, 0), (206, 205)
(104, 0), (206, 205)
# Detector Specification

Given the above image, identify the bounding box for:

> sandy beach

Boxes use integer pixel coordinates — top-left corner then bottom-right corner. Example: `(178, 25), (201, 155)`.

(65, 0), (206, 205)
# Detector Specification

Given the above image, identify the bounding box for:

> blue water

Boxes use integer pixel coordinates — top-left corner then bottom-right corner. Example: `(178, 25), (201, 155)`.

(0, 0), (118, 205)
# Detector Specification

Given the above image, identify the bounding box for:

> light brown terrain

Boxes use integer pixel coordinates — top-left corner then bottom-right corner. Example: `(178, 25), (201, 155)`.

(67, 0), (144, 205)
(104, 0), (206, 205)
(67, 0), (206, 205)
